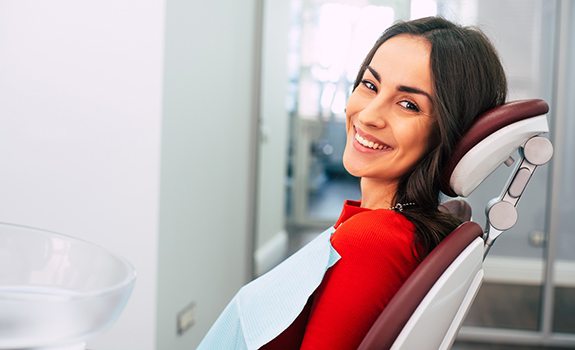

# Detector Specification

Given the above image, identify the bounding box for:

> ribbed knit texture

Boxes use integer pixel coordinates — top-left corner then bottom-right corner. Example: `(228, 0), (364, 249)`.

(264, 200), (419, 350)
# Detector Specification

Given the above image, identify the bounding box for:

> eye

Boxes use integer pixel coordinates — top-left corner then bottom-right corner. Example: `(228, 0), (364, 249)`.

(398, 100), (421, 113)
(361, 79), (377, 92)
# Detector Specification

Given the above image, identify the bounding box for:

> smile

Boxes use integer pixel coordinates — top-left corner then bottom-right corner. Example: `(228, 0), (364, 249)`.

(354, 132), (392, 151)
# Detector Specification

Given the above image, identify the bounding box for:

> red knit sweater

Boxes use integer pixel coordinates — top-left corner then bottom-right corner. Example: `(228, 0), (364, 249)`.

(262, 200), (419, 350)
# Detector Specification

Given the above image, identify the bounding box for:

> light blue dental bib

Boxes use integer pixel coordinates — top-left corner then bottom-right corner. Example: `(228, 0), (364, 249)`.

(198, 227), (340, 350)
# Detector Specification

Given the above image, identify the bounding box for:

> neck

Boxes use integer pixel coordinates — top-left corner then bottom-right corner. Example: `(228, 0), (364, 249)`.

(360, 177), (398, 210)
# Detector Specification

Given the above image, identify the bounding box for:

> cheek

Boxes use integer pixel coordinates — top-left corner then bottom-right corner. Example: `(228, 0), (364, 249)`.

(400, 120), (435, 154)
(345, 113), (351, 133)
(345, 106), (354, 133)
(342, 143), (360, 177)
(345, 93), (362, 132)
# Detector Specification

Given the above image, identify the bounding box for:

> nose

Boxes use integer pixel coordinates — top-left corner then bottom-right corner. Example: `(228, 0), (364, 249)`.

(356, 96), (389, 129)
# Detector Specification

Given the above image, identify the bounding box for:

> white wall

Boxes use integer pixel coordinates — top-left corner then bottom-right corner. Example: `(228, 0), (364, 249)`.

(255, 0), (292, 275)
(0, 1), (165, 349)
(0, 0), (260, 349)
(157, 0), (258, 348)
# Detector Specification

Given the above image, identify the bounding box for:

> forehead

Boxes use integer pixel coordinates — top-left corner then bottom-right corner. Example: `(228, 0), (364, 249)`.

(368, 34), (433, 92)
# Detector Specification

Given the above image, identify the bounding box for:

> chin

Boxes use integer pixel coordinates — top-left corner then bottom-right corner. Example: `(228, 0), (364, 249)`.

(342, 148), (362, 178)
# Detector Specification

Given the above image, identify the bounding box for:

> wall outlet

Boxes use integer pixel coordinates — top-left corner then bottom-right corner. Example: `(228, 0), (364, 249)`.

(177, 302), (196, 336)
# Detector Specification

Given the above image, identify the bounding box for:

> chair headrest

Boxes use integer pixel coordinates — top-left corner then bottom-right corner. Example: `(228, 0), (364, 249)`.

(441, 99), (549, 197)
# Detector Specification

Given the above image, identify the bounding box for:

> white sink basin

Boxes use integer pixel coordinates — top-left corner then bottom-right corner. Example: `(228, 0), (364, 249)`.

(0, 223), (136, 350)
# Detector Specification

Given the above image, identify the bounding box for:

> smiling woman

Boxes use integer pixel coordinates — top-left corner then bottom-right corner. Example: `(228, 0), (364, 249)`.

(343, 35), (436, 207)
(198, 16), (508, 350)
(352, 17), (507, 258)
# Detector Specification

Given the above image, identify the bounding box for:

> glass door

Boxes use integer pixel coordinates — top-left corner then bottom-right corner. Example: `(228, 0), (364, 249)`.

(446, 0), (554, 334)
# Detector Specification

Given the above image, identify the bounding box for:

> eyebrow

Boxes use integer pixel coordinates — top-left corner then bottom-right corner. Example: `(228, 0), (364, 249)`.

(365, 65), (433, 102)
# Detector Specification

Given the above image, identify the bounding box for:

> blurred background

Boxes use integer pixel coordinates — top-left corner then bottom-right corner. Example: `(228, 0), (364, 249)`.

(0, 0), (573, 349)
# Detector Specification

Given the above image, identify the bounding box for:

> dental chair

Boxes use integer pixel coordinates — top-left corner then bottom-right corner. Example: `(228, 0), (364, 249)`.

(358, 99), (553, 350)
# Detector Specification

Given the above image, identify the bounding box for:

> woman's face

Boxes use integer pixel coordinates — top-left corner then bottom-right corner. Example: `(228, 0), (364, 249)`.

(343, 34), (436, 186)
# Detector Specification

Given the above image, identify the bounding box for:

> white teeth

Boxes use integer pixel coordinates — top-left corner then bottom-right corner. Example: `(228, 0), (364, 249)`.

(355, 133), (388, 150)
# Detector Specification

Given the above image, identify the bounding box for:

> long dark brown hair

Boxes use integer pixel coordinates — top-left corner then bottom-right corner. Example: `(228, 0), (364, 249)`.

(353, 17), (507, 258)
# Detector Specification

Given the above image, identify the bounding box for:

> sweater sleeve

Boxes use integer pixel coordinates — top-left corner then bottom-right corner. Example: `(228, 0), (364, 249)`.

(300, 210), (419, 350)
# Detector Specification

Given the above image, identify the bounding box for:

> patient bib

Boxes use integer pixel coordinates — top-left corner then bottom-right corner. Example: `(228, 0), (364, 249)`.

(197, 227), (340, 350)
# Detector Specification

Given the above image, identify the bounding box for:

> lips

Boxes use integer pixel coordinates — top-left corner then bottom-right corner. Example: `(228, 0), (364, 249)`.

(354, 126), (393, 151)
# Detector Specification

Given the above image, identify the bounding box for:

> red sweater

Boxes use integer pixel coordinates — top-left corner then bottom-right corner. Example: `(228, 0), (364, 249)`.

(262, 200), (419, 350)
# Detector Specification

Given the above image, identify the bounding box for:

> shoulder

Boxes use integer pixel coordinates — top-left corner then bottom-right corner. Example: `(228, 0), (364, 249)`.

(336, 209), (415, 238)
(331, 209), (416, 256)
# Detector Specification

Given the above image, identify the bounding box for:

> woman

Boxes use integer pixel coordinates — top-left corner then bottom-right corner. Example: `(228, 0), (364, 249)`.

(199, 16), (507, 350)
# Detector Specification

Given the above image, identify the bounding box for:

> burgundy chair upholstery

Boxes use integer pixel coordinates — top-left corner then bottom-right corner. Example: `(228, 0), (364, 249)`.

(358, 99), (549, 349)
(358, 221), (482, 350)
(441, 99), (548, 197)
